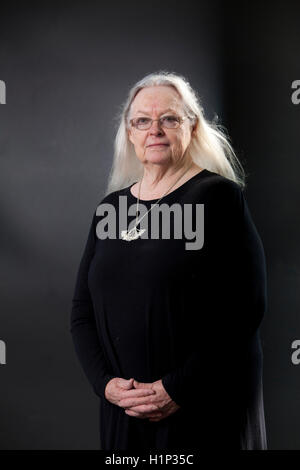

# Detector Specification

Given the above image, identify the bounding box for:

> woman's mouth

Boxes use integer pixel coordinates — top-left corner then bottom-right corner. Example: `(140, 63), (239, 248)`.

(147, 144), (169, 147)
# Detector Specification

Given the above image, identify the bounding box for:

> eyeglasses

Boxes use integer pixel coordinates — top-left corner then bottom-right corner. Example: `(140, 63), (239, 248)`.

(129, 115), (189, 130)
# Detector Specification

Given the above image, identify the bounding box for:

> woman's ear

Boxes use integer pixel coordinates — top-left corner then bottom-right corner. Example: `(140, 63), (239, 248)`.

(190, 118), (198, 138)
(127, 128), (134, 145)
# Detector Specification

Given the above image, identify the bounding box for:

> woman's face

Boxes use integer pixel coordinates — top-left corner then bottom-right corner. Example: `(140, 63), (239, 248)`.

(127, 86), (195, 167)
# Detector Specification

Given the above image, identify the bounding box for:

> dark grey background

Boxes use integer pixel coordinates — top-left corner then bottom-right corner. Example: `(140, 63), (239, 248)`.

(0, 0), (299, 449)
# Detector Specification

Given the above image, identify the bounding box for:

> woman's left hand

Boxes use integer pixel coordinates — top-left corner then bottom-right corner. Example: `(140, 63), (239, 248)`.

(119, 379), (180, 422)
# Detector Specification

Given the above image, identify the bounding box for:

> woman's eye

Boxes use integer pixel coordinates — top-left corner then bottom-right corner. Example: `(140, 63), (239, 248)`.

(137, 118), (150, 124)
(163, 116), (178, 122)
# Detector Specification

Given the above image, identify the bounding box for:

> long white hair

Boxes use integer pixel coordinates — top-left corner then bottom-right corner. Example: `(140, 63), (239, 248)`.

(104, 70), (246, 196)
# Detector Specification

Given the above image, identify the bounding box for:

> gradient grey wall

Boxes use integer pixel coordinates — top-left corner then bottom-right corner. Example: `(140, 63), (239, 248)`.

(222, 1), (300, 450)
(0, 0), (223, 449)
(1, 0), (299, 450)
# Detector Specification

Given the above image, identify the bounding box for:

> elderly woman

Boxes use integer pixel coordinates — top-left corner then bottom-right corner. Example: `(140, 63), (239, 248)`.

(70, 71), (268, 450)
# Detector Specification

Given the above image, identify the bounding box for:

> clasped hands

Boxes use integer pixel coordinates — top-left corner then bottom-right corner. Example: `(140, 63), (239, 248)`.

(105, 377), (180, 422)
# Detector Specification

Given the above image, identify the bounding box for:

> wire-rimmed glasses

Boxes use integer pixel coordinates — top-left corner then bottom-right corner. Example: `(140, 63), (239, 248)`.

(129, 114), (189, 130)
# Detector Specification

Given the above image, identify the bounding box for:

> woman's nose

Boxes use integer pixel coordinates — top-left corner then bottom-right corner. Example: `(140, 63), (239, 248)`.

(149, 120), (164, 135)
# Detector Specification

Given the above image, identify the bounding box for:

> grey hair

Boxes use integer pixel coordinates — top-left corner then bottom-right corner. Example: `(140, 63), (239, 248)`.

(104, 70), (246, 196)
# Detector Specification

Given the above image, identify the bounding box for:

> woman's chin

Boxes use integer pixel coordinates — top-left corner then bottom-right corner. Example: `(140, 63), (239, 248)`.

(144, 152), (171, 163)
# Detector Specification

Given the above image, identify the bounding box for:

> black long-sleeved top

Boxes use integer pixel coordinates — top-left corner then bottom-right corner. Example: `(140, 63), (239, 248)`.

(70, 169), (268, 450)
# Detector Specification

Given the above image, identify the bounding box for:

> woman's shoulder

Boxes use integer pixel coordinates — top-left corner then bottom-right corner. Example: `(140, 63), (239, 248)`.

(204, 169), (242, 190)
(197, 169), (244, 204)
(95, 186), (129, 210)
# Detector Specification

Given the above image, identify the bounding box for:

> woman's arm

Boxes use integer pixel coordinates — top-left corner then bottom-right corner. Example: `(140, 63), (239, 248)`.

(161, 181), (268, 409)
(70, 208), (116, 400)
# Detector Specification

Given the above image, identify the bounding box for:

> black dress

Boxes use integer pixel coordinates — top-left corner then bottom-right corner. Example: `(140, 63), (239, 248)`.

(70, 169), (268, 450)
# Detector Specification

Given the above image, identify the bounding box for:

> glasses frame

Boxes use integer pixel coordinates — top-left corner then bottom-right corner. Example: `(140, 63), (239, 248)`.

(129, 114), (189, 131)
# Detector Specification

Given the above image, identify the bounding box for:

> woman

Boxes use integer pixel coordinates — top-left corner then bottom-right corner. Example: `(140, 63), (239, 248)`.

(70, 71), (268, 450)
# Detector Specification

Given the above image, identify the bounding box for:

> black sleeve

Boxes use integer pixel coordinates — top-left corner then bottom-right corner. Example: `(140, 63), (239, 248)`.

(70, 208), (117, 400)
(161, 181), (268, 409)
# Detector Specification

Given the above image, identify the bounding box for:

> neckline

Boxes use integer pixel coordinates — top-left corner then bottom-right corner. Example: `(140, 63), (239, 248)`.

(126, 168), (210, 203)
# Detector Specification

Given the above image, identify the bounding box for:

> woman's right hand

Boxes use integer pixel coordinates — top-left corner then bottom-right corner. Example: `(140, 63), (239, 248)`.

(105, 377), (155, 409)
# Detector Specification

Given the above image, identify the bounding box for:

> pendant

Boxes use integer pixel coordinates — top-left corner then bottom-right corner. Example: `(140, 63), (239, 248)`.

(121, 226), (146, 241)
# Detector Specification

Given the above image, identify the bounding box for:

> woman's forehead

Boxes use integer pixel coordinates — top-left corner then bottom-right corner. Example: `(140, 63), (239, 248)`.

(131, 87), (183, 114)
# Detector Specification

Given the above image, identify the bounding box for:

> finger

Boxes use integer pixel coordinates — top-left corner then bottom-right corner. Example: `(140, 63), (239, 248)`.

(119, 393), (155, 407)
(125, 408), (162, 419)
(120, 389), (155, 399)
(120, 378), (134, 390)
(123, 404), (159, 413)
(129, 409), (162, 418)
(119, 396), (157, 409)
(133, 379), (153, 388)
(133, 380), (152, 388)
(125, 409), (145, 419)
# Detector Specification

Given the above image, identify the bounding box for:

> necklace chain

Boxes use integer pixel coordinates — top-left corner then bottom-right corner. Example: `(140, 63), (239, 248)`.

(134, 162), (194, 229)
(120, 163), (194, 241)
